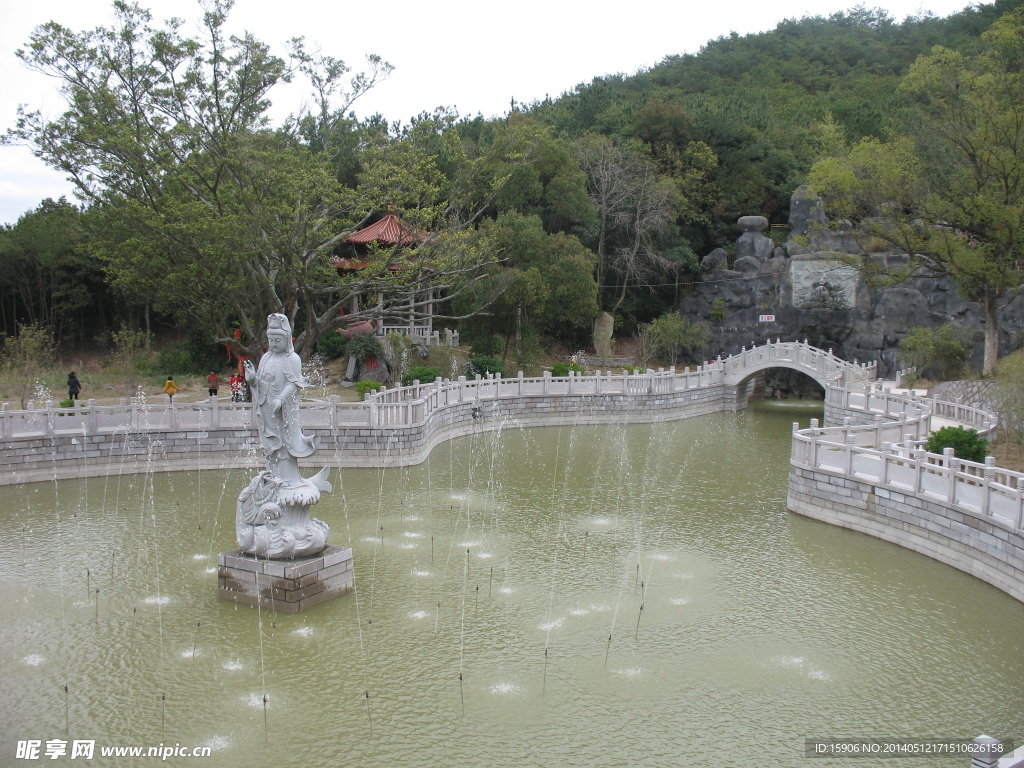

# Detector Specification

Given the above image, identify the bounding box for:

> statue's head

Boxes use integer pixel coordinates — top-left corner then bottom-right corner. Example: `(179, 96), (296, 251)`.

(267, 313), (293, 354)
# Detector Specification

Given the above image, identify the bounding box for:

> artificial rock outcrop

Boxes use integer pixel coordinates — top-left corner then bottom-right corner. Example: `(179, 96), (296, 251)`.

(681, 186), (1024, 378)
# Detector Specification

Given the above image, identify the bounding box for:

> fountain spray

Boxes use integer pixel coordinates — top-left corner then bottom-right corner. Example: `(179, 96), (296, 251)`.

(364, 691), (373, 736)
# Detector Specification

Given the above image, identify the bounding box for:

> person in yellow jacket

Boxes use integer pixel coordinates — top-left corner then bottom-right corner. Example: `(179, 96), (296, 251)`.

(162, 375), (181, 403)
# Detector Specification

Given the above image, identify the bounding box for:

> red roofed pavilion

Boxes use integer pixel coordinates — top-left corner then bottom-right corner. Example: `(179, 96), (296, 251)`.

(335, 204), (428, 271)
(334, 204), (438, 345)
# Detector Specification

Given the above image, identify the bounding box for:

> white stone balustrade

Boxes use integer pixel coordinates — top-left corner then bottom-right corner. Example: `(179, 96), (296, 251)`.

(789, 384), (1023, 605)
(0, 340), (873, 442)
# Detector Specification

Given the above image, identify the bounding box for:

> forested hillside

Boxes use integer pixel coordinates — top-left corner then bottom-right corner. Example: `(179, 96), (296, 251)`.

(527, 1), (1024, 246)
(2, 0), (1021, 364)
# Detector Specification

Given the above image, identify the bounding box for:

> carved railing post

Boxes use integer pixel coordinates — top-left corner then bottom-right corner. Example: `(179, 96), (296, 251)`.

(944, 447), (957, 503)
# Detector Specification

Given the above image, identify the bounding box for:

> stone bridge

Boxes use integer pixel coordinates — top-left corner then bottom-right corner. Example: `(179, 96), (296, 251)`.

(718, 339), (876, 390)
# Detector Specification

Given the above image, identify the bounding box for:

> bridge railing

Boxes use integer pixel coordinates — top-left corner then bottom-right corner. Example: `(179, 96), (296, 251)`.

(792, 387), (1015, 528)
(719, 339), (876, 387)
(0, 361), (740, 440)
(363, 366), (723, 427)
(0, 396), (373, 439)
(0, 340), (869, 441)
(827, 382), (996, 433)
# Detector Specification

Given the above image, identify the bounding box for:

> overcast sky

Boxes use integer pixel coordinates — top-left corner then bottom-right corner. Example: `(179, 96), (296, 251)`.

(1, 0), (973, 226)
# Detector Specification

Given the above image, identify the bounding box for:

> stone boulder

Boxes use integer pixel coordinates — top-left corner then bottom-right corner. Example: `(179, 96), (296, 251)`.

(701, 248), (729, 272)
(735, 216), (774, 261)
(733, 255), (761, 273)
(788, 185), (828, 238)
(593, 312), (615, 358)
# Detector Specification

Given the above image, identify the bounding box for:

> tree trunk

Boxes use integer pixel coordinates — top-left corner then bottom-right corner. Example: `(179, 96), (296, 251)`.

(515, 305), (523, 358)
(983, 289), (999, 376)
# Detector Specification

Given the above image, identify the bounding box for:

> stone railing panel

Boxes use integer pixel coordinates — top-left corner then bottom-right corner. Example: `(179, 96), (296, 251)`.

(792, 390), (1018, 534)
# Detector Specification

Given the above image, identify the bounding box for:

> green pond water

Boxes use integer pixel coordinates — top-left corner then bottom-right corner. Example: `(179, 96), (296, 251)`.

(1, 400), (1022, 767)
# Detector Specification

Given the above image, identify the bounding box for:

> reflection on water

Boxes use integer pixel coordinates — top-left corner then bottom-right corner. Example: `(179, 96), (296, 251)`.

(1, 401), (1022, 767)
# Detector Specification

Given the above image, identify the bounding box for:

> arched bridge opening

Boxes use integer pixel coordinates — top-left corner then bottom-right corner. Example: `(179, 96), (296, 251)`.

(737, 365), (826, 401)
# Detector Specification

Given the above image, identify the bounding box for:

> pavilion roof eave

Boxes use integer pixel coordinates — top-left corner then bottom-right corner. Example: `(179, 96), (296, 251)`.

(342, 209), (428, 247)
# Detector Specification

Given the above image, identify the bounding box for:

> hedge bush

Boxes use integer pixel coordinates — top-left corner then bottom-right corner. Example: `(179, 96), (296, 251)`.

(354, 380), (382, 398)
(401, 366), (442, 387)
(925, 426), (988, 463)
(346, 334), (384, 363)
(465, 356), (505, 378)
(551, 362), (583, 377)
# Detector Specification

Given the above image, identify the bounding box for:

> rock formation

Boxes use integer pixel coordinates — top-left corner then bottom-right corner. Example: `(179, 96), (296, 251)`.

(680, 188), (1024, 378)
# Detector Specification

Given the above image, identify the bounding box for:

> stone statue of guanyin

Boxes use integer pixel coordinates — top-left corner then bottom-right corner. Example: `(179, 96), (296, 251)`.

(236, 313), (331, 558)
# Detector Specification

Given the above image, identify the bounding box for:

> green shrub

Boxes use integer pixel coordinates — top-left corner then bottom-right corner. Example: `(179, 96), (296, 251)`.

(465, 356), (505, 377)
(551, 362), (583, 377)
(58, 398), (75, 408)
(899, 323), (971, 381)
(317, 331), (347, 360)
(710, 298), (726, 323)
(470, 335), (504, 357)
(346, 334), (384, 363)
(644, 312), (712, 364)
(354, 380), (382, 398)
(401, 366), (442, 387)
(925, 426), (989, 463)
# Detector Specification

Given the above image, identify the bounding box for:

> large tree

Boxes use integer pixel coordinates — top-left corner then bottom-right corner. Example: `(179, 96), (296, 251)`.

(575, 135), (679, 314)
(809, 8), (1024, 374)
(4, 1), (501, 359)
(454, 212), (599, 355)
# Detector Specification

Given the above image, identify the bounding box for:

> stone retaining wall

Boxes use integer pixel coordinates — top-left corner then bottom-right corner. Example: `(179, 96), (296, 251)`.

(790, 386), (1021, 603)
(788, 464), (1024, 602)
(0, 382), (747, 485)
(929, 380), (1000, 411)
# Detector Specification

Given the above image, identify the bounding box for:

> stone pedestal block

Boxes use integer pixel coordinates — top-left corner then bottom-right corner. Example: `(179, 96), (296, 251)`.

(218, 545), (353, 613)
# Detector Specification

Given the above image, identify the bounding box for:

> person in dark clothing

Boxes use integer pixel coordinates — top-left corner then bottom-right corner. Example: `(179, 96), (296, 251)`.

(67, 372), (82, 401)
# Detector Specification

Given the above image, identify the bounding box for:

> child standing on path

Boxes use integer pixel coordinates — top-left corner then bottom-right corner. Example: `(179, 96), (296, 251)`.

(207, 371), (219, 397)
(163, 375), (181, 402)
